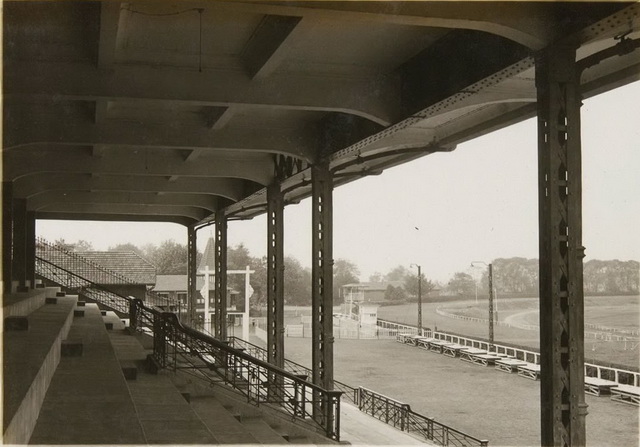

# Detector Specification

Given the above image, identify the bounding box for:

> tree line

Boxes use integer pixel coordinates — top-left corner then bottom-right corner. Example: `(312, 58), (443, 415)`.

(56, 239), (638, 301)
(447, 257), (639, 296)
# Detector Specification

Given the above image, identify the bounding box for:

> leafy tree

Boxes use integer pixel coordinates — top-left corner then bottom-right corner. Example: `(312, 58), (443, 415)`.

(368, 272), (384, 283)
(385, 284), (407, 301)
(333, 258), (360, 304)
(146, 240), (189, 274)
(54, 238), (93, 252)
(404, 273), (435, 298)
(447, 272), (476, 296)
(108, 243), (145, 257)
(283, 257), (312, 305)
(385, 265), (410, 282)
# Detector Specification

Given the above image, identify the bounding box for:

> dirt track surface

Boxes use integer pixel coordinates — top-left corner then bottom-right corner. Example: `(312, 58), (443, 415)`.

(282, 337), (639, 447)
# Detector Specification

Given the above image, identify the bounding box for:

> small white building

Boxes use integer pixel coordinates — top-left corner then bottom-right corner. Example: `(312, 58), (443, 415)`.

(355, 302), (379, 326)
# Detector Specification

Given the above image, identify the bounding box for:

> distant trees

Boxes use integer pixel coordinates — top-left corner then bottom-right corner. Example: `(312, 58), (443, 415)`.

(55, 238), (93, 252)
(447, 272), (476, 296)
(583, 259), (639, 294)
(385, 284), (407, 301)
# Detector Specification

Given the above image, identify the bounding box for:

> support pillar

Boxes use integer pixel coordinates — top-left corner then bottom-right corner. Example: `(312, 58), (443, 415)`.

(187, 225), (198, 326)
(26, 211), (36, 289)
(3, 182), (14, 294)
(311, 161), (334, 394)
(12, 198), (28, 291)
(214, 212), (228, 340)
(267, 183), (285, 369)
(536, 43), (587, 447)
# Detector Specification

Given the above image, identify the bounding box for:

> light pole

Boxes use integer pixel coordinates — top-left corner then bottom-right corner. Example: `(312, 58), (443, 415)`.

(471, 261), (494, 348)
(410, 264), (422, 334)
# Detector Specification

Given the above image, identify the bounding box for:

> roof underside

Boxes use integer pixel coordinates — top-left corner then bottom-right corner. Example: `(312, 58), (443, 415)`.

(3, 1), (640, 226)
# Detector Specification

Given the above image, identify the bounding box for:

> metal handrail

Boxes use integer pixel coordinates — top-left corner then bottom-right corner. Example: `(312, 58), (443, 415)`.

(36, 254), (342, 440)
(227, 336), (359, 404)
(358, 387), (488, 447)
(36, 237), (178, 309)
(146, 310), (342, 440)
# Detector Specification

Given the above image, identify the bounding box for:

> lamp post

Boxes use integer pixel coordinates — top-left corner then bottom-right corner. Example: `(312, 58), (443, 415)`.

(471, 261), (494, 348)
(410, 264), (422, 334)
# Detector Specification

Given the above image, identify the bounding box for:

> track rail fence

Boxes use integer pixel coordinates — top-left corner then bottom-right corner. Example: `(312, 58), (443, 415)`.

(380, 319), (640, 386)
(358, 387), (488, 447)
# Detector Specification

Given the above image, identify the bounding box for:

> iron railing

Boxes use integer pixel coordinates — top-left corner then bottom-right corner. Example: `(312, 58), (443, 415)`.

(36, 237), (178, 309)
(228, 336), (359, 404)
(144, 309), (342, 440)
(358, 387), (488, 447)
(36, 257), (131, 314)
(36, 254), (342, 440)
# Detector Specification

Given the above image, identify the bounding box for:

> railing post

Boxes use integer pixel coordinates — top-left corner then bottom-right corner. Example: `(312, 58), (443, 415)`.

(129, 299), (139, 331)
(153, 312), (167, 367)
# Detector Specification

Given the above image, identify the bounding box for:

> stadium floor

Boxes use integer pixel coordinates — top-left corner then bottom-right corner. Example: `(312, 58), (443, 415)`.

(281, 337), (638, 446)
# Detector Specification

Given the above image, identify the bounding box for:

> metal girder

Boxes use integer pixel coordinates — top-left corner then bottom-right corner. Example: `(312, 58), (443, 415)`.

(214, 212), (228, 340)
(4, 150), (274, 186)
(35, 203), (209, 222)
(311, 161), (334, 413)
(537, 43), (587, 447)
(188, 226), (198, 326)
(4, 112), (315, 161)
(5, 61), (398, 126)
(35, 211), (197, 227)
(3, 182), (14, 293)
(12, 198), (27, 288)
(27, 190), (220, 213)
(267, 183), (285, 369)
(12, 173), (251, 202)
(26, 211), (36, 289)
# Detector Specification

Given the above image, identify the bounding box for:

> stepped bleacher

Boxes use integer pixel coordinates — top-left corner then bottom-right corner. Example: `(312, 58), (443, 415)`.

(4, 247), (439, 445)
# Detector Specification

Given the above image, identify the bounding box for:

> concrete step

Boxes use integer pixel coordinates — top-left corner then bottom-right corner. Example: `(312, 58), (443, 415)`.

(2, 288), (50, 327)
(190, 395), (260, 444)
(239, 416), (291, 444)
(102, 311), (127, 331)
(28, 303), (147, 445)
(2, 295), (76, 444)
(107, 330), (220, 444)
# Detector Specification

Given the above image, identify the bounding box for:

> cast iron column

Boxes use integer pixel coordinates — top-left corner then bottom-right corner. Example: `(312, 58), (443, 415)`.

(3, 182), (14, 293)
(12, 198), (28, 291)
(214, 212), (228, 340)
(537, 42), (587, 447)
(267, 183), (285, 369)
(26, 211), (36, 289)
(311, 160), (334, 422)
(187, 225), (198, 326)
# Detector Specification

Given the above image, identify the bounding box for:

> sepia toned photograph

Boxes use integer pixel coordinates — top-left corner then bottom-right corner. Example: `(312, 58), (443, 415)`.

(2, 1), (639, 446)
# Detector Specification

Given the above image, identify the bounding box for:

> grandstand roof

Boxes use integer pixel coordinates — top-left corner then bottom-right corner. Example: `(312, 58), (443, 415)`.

(75, 251), (156, 285)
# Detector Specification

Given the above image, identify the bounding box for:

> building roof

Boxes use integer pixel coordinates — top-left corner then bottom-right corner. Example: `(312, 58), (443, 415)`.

(198, 236), (216, 273)
(74, 251), (156, 285)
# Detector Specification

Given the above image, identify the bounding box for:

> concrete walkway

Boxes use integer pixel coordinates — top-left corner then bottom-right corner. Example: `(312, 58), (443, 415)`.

(340, 402), (428, 445)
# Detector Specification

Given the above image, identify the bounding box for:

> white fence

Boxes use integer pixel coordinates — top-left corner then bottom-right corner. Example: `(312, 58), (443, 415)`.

(285, 318), (399, 340)
(380, 318), (640, 387)
(435, 307), (639, 342)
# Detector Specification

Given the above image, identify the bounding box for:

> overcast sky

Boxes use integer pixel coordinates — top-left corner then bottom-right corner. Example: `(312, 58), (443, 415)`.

(37, 81), (640, 283)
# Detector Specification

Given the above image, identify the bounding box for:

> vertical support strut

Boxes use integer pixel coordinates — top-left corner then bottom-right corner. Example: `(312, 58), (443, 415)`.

(214, 212), (228, 340)
(311, 161), (334, 421)
(488, 263), (494, 348)
(187, 225), (198, 326)
(12, 198), (28, 290)
(537, 43), (587, 447)
(267, 183), (285, 369)
(26, 211), (36, 289)
(3, 182), (14, 293)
